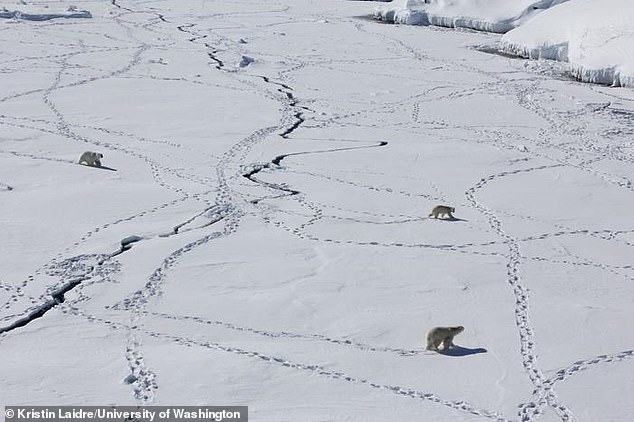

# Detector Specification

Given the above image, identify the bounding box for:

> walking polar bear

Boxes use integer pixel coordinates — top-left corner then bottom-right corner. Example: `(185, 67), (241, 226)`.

(78, 151), (103, 167)
(429, 205), (455, 219)
(426, 326), (464, 351)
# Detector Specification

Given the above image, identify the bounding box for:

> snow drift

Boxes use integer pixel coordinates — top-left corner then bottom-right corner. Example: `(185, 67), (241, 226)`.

(0, 5), (91, 21)
(373, 0), (634, 88)
(373, 0), (568, 33)
(501, 0), (634, 87)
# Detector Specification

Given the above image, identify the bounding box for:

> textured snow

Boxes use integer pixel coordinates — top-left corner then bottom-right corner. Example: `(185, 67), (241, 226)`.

(501, 0), (634, 87)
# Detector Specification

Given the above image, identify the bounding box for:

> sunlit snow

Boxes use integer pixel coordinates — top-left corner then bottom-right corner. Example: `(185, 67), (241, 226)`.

(1, 1), (633, 421)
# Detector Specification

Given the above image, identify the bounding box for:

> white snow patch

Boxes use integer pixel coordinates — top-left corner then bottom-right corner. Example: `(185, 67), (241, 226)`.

(500, 0), (634, 87)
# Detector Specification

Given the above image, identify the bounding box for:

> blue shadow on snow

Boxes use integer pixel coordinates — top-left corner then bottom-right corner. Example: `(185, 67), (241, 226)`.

(438, 346), (487, 357)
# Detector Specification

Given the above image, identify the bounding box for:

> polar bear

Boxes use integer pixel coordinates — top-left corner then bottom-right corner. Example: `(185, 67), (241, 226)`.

(426, 326), (464, 351)
(78, 151), (103, 167)
(429, 205), (455, 219)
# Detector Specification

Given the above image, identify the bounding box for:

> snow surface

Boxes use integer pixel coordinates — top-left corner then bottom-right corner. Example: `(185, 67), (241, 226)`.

(1, 0), (634, 421)
(501, 0), (634, 88)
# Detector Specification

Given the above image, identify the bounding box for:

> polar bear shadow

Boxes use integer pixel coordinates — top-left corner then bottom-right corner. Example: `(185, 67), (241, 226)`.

(82, 164), (117, 172)
(437, 345), (487, 357)
(436, 216), (468, 222)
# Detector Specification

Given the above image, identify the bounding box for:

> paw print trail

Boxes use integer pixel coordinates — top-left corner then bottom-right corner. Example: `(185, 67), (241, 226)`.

(103, 2), (301, 400)
(108, 204), (236, 404)
(148, 311), (421, 356)
(465, 164), (577, 422)
(124, 336), (158, 403)
(168, 334), (510, 422)
(545, 350), (634, 387)
(0, 0), (225, 318)
(0, 254), (118, 335)
(63, 304), (511, 422)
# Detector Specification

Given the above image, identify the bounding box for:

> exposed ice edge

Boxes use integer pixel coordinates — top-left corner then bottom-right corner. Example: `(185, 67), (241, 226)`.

(0, 278), (84, 334)
(499, 41), (634, 88)
(373, 0), (567, 33)
(378, 12), (505, 33)
(0, 10), (92, 21)
(373, 9), (512, 33)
